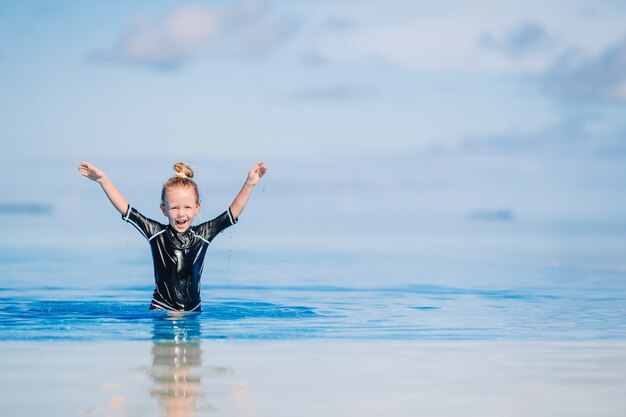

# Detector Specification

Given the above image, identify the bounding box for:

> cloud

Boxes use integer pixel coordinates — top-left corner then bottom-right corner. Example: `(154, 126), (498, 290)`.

(104, 5), (220, 69)
(468, 209), (515, 222)
(97, 1), (300, 69)
(289, 1), (626, 74)
(544, 36), (626, 103)
(322, 17), (357, 32)
(0, 203), (53, 216)
(480, 21), (552, 58)
(288, 85), (376, 101)
(312, 17), (560, 73)
(300, 51), (329, 67)
(224, 0), (300, 54)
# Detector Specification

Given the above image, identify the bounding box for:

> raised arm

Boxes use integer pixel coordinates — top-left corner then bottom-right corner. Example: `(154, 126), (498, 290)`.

(78, 161), (128, 215)
(229, 162), (267, 220)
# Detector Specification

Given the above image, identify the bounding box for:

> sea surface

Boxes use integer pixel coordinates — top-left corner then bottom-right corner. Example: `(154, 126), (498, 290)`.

(1, 241), (625, 342)
(1, 157), (625, 416)
(1, 241), (625, 416)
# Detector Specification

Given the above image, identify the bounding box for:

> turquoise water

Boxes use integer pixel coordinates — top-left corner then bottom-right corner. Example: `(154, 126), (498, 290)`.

(1, 170), (626, 416)
(1, 150), (625, 343)
(2, 248), (625, 416)
(1, 246), (624, 341)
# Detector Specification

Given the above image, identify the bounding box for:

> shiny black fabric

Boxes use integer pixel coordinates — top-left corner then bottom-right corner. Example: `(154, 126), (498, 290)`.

(123, 205), (237, 311)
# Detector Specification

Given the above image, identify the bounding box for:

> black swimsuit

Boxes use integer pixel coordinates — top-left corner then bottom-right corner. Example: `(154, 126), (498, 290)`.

(123, 204), (237, 312)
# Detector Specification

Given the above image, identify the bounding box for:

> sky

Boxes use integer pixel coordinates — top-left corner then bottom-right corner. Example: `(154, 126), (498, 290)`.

(1, 0), (625, 158)
(1, 0), (625, 281)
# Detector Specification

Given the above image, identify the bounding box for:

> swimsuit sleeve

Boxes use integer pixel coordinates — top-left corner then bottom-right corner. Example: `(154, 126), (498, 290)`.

(122, 204), (165, 241)
(196, 207), (238, 242)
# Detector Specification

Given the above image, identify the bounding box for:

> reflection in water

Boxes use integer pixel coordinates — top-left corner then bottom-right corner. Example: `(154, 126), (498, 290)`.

(151, 314), (204, 417)
(149, 314), (261, 417)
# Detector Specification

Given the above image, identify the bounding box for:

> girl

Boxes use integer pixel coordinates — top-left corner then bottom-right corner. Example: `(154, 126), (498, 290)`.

(78, 161), (267, 312)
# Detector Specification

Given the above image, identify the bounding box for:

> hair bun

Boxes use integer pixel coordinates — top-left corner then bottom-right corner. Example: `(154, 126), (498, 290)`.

(173, 162), (194, 179)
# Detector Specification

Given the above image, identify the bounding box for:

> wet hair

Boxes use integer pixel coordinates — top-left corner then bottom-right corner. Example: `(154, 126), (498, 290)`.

(161, 162), (200, 204)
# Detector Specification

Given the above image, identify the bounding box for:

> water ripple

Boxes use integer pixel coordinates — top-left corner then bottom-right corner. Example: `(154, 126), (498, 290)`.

(0, 282), (624, 341)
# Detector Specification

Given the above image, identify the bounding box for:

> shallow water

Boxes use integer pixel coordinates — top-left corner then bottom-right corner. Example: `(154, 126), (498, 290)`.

(1, 231), (625, 343)
(1, 198), (625, 416)
(1, 339), (625, 417)
(1, 280), (625, 341)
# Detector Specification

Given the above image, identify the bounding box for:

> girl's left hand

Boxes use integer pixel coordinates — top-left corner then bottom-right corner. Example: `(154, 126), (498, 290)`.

(246, 162), (267, 186)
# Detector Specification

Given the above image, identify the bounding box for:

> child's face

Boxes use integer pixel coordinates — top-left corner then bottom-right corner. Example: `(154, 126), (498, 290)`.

(160, 186), (200, 233)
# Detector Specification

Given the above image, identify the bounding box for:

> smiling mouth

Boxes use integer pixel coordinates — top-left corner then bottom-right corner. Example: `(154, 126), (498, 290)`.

(175, 219), (187, 227)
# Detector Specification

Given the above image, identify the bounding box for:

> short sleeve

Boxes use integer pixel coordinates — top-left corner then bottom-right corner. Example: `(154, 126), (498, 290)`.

(196, 208), (238, 243)
(122, 205), (165, 240)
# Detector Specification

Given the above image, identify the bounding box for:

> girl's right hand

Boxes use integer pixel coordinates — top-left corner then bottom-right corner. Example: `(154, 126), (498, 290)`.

(78, 161), (106, 182)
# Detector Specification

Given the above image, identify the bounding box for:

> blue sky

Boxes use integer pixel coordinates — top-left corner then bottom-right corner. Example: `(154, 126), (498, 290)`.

(1, 1), (625, 277)
(2, 0), (625, 160)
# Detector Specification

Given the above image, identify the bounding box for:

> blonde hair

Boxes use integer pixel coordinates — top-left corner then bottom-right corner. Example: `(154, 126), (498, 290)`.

(161, 162), (200, 204)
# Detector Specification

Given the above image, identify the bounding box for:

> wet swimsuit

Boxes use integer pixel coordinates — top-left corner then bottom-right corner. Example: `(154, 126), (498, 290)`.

(122, 204), (237, 312)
